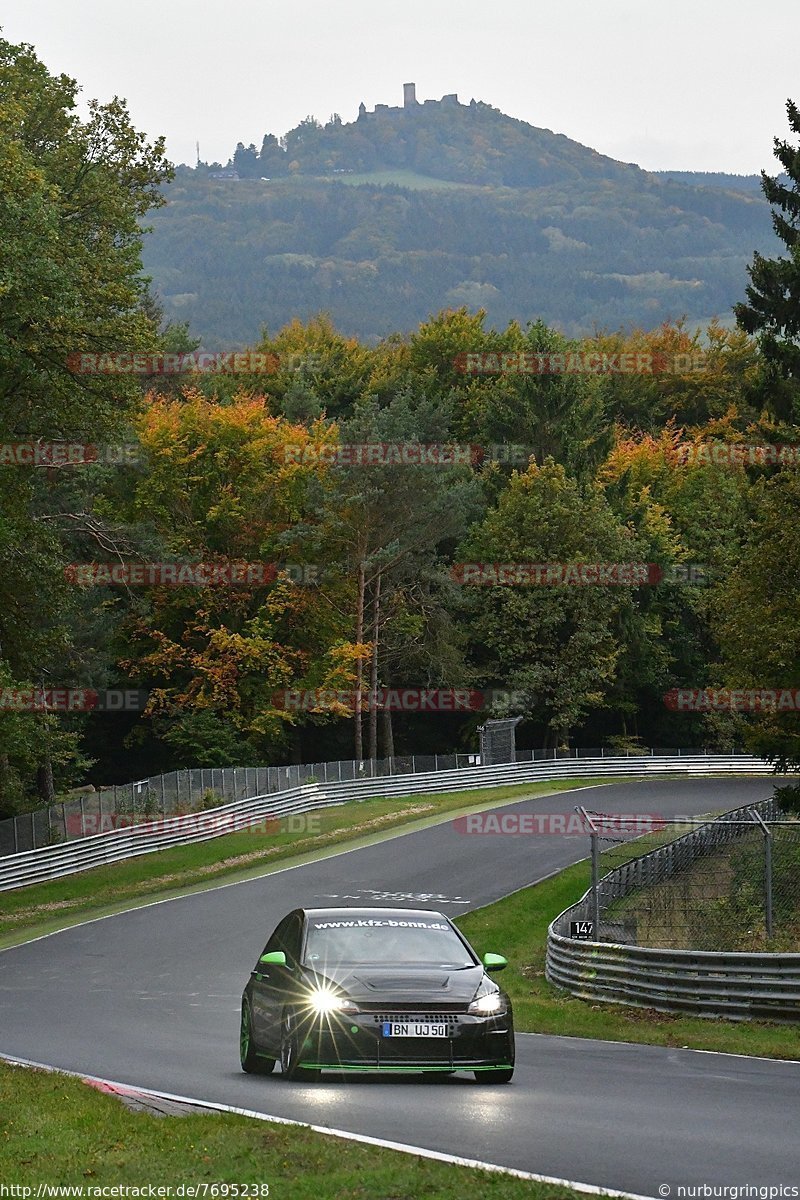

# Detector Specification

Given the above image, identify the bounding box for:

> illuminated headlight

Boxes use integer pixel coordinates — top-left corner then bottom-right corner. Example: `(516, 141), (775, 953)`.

(307, 987), (358, 1015)
(467, 991), (506, 1016)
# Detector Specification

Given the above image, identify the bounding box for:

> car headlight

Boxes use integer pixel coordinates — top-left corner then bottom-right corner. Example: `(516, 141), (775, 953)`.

(467, 991), (507, 1016)
(307, 986), (359, 1015)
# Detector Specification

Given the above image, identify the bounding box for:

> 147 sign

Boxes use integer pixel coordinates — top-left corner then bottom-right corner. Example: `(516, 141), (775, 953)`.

(570, 920), (594, 940)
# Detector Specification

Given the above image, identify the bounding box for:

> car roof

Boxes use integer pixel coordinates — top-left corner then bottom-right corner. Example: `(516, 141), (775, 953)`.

(299, 906), (450, 923)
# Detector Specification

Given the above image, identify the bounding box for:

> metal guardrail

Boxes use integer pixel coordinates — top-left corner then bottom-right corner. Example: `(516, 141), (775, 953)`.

(0, 753), (775, 892)
(546, 797), (800, 1020)
(0, 745), (752, 856)
(546, 940), (800, 1021)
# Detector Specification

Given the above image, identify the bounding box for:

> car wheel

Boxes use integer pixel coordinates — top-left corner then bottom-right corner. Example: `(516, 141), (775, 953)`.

(280, 1009), (321, 1081)
(240, 998), (275, 1074)
(477, 1067), (514, 1083)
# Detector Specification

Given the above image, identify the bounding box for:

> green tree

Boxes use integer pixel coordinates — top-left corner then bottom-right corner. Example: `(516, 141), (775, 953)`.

(457, 460), (646, 747)
(735, 99), (800, 417)
(0, 36), (171, 808)
(713, 471), (800, 770)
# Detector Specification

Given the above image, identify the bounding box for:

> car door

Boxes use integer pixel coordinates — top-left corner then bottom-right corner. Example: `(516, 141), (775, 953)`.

(252, 912), (304, 1053)
(250, 914), (293, 1049)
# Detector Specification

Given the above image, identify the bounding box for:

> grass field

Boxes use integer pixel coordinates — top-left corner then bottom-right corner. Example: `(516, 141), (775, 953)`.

(0, 1059), (583, 1197)
(320, 168), (477, 190)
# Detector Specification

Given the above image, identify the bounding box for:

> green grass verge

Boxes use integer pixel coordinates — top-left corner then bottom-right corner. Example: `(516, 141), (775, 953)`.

(456, 861), (800, 1060)
(0, 1060), (582, 1196)
(0, 778), (620, 949)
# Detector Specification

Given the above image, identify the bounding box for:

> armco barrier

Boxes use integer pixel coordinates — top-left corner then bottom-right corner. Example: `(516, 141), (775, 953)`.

(0, 746), (757, 856)
(546, 939), (800, 1021)
(0, 754), (776, 892)
(546, 797), (800, 1020)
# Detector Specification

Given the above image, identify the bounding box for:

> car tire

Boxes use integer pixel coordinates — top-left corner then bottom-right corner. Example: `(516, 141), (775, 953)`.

(240, 998), (275, 1074)
(477, 1067), (514, 1083)
(280, 1009), (321, 1081)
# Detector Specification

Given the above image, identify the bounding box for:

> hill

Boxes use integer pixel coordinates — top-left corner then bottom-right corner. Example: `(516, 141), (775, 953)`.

(140, 88), (779, 345)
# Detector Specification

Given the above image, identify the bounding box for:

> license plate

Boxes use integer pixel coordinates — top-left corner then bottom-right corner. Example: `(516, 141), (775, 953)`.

(381, 1021), (448, 1038)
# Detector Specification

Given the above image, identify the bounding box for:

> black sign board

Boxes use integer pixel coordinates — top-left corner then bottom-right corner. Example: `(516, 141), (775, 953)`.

(570, 920), (594, 940)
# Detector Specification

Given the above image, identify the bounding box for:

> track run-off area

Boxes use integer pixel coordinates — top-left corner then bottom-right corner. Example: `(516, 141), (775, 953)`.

(2, 777), (799, 1197)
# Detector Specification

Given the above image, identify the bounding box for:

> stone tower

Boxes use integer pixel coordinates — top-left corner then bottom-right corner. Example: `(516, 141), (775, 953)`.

(403, 82), (417, 108)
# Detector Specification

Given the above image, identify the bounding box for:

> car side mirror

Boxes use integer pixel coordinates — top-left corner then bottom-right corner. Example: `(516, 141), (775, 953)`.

(259, 950), (287, 966)
(483, 952), (507, 972)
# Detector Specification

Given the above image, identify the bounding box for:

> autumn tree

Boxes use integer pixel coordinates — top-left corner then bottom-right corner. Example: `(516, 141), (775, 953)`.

(0, 36), (170, 809)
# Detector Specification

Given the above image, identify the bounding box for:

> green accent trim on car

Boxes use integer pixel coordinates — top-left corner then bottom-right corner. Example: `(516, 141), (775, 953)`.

(259, 950), (287, 966)
(300, 1062), (513, 1072)
(482, 952), (508, 972)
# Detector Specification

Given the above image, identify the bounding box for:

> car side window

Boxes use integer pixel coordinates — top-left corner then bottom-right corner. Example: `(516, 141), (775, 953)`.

(281, 915), (303, 965)
(261, 915), (292, 961)
(260, 913), (303, 966)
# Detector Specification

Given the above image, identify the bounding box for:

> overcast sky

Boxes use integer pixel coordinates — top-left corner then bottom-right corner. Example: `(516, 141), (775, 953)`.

(2, 0), (798, 174)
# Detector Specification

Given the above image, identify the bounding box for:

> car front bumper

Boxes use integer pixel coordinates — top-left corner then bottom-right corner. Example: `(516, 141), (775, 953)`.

(295, 1008), (514, 1071)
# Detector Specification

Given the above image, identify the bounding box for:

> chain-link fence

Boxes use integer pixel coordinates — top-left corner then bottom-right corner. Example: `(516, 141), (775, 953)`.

(0, 754), (485, 856)
(577, 800), (800, 952)
(0, 744), (748, 858)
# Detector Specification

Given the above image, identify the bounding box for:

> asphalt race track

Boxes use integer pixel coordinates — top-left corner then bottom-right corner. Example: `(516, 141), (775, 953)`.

(2, 778), (798, 1196)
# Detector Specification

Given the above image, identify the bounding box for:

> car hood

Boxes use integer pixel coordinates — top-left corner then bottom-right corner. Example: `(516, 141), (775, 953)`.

(301, 963), (487, 1004)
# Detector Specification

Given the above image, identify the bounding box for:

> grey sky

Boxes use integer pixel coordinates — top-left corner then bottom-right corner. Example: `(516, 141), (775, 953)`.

(3, 0), (797, 174)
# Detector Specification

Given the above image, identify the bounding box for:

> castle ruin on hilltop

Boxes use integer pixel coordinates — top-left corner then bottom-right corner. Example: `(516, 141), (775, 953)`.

(357, 83), (473, 119)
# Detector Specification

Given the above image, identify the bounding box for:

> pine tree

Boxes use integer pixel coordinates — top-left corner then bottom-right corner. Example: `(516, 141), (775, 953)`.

(735, 99), (800, 382)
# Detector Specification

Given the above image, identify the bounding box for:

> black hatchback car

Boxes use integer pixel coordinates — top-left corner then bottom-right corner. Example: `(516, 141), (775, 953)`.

(240, 906), (514, 1082)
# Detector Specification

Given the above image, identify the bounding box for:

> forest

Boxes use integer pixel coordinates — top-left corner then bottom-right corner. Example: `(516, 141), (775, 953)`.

(2, 36), (800, 817)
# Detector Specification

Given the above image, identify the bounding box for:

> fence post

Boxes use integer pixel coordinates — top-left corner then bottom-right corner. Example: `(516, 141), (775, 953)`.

(765, 830), (774, 940)
(578, 806), (601, 937)
(591, 831), (600, 935)
(749, 807), (773, 941)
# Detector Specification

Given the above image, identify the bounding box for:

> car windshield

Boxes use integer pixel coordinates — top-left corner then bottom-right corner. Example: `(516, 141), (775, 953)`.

(304, 915), (476, 968)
